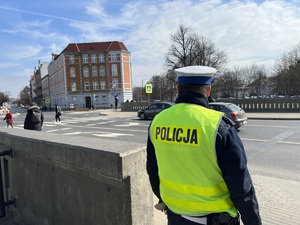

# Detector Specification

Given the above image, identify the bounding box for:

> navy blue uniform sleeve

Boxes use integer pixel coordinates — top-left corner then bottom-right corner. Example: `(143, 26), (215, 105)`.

(146, 132), (162, 201)
(216, 118), (262, 225)
(41, 111), (44, 126)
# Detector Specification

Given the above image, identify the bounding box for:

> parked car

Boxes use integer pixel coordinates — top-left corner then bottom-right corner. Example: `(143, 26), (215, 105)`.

(208, 102), (247, 129)
(137, 102), (174, 120)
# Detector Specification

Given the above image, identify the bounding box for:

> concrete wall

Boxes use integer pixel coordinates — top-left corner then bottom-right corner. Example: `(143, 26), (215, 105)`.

(0, 128), (154, 225)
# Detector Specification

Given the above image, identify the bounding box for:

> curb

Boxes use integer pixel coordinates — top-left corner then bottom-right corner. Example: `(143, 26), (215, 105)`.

(248, 117), (300, 120)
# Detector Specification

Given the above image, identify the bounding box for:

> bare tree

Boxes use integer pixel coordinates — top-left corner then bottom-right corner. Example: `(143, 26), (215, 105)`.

(165, 24), (228, 70)
(242, 64), (268, 97)
(193, 36), (228, 70)
(165, 70), (178, 101)
(211, 64), (268, 99)
(272, 44), (300, 96)
(160, 24), (229, 100)
(212, 70), (241, 98)
(166, 25), (199, 68)
(147, 70), (177, 101)
(149, 75), (164, 100)
(0, 92), (10, 106)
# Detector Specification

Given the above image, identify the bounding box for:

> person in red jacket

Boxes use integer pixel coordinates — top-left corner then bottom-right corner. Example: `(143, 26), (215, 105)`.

(3, 110), (13, 128)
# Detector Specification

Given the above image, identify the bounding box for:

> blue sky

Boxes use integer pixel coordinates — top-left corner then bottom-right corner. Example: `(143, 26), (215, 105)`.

(1, 0), (300, 98)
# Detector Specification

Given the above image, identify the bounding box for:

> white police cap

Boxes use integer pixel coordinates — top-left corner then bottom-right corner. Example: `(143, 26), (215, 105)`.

(175, 66), (217, 85)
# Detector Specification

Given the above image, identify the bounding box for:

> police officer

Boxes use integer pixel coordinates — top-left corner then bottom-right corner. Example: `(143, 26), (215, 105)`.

(146, 66), (262, 225)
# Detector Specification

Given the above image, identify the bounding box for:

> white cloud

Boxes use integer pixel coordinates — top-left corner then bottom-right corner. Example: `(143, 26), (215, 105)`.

(111, 0), (300, 84)
(4, 45), (43, 60)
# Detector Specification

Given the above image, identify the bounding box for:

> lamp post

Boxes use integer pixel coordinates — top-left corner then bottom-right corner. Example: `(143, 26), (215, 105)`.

(141, 79), (147, 101)
(142, 78), (147, 87)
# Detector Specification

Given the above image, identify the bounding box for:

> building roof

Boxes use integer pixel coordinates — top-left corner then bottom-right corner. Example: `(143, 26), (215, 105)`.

(62, 41), (128, 54)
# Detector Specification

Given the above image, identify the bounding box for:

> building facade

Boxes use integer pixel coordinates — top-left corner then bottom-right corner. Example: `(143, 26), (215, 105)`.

(47, 41), (132, 109)
(30, 61), (49, 106)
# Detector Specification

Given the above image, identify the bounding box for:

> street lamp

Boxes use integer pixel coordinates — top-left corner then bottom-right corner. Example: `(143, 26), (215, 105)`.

(141, 79), (148, 101)
(142, 78), (147, 87)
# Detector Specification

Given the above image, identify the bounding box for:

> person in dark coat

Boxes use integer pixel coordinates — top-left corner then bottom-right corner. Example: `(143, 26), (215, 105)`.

(55, 104), (62, 123)
(24, 102), (44, 131)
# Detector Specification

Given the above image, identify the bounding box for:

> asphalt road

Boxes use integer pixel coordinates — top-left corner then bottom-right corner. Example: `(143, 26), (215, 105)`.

(238, 119), (300, 182)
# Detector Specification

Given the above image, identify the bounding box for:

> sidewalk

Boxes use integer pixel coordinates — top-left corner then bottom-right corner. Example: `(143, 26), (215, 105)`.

(246, 112), (300, 120)
(153, 174), (300, 225)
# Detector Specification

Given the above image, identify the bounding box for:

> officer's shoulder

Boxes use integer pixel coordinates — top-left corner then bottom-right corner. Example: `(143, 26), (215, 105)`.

(218, 116), (235, 134)
(222, 115), (235, 126)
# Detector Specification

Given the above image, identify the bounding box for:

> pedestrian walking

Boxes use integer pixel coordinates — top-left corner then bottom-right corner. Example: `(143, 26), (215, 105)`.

(146, 66), (262, 225)
(55, 104), (62, 123)
(114, 96), (118, 111)
(24, 102), (44, 131)
(3, 110), (13, 128)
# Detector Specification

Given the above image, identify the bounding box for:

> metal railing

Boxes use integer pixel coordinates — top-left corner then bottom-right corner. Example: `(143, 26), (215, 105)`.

(121, 97), (300, 113)
(219, 97), (300, 112)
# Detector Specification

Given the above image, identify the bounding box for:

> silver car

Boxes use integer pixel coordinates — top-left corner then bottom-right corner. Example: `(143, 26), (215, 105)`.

(209, 102), (247, 129)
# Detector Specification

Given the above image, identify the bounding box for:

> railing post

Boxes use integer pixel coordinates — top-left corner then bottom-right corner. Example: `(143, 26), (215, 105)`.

(0, 149), (15, 218)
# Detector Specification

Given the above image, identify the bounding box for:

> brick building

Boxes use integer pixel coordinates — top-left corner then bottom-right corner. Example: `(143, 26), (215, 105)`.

(47, 41), (132, 109)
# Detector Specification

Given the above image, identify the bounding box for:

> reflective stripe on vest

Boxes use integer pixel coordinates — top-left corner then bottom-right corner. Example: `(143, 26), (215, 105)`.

(150, 103), (238, 216)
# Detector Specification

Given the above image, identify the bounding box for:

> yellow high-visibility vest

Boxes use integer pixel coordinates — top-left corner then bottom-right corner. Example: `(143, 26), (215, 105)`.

(150, 103), (238, 216)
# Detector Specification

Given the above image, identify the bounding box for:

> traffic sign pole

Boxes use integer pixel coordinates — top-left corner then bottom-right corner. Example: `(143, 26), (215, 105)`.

(145, 84), (152, 105)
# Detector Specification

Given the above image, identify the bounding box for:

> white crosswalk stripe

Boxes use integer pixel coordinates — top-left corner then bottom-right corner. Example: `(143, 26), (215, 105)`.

(114, 122), (140, 126)
(93, 133), (133, 137)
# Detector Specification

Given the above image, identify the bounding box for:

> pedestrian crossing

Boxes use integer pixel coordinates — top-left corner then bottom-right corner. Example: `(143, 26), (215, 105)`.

(10, 117), (148, 138)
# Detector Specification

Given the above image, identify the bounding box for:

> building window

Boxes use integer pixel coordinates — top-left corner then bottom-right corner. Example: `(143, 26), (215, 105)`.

(71, 82), (76, 91)
(100, 66), (105, 76)
(72, 96), (77, 102)
(92, 54), (97, 63)
(112, 64), (118, 76)
(85, 82), (90, 91)
(99, 54), (104, 62)
(112, 78), (118, 89)
(70, 67), (75, 77)
(111, 53), (117, 62)
(70, 55), (74, 64)
(83, 54), (88, 63)
(100, 81), (106, 90)
(92, 66), (97, 77)
(83, 67), (89, 77)
(93, 81), (98, 90)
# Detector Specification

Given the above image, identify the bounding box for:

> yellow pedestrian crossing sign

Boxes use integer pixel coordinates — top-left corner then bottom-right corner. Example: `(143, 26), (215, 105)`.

(45, 98), (50, 104)
(146, 84), (152, 94)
